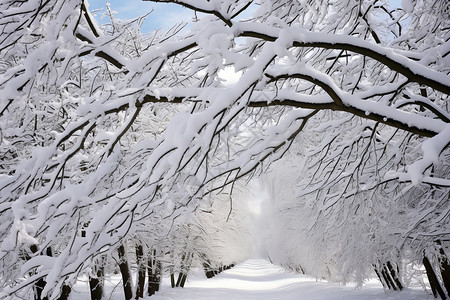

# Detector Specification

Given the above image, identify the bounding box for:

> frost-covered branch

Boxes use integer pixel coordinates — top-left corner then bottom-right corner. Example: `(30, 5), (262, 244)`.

(0, 0), (448, 298)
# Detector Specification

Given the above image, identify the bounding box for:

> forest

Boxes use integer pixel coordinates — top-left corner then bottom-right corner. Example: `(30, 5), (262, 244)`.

(0, 0), (449, 299)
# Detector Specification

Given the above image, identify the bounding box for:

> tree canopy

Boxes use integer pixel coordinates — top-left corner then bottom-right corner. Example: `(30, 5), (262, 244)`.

(0, 0), (449, 299)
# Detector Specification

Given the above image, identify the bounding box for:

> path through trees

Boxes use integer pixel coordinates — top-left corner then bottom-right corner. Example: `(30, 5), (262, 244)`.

(0, 0), (448, 299)
(138, 259), (428, 300)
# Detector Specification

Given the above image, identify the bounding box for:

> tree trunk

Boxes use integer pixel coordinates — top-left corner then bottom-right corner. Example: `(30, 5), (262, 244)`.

(437, 241), (450, 297)
(176, 273), (183, 287)
(175, 252), (190, 288)
(170, 273), (175, 288)
(376, 261), (403, 291)
(205, 267), (215, 279)
(423, 255), (447, 299)
(373, 265), (387, 289)
(381, 265), (396, 290)
(386, 261), (403, 291)
(30, 245), (47, 300)
(82, 230), (104, 300)
(57, 285), (71, 300)
(89, 276), (103, 300)
(33, 277), (47, 300)
(89, 258), (104, 300)
(441, 259), (450, 298)
(118, 244), (133, 300)
(203, 261), (215, 278)
(180, 273), (188, 288)
(30, 246), (72, 300)
(175, 273), (187, 288)
(135, 245), (146, 299)
(440, 258), (450, 298)
(148, 249), (161, 296)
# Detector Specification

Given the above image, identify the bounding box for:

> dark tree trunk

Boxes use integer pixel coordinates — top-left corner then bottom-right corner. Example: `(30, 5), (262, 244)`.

(148, 249), (161, 296)
(170, 273), (175, 288)
(203, 261), (215, 278)
(224, 264), (235, 271)
(89, 259), (104, 300)
(175, 252), (190, 288)
(373, 265), (387, 289)
(176, 273), (183, 287)
(441, 258), (450, 298)
(437, 241), (450, 297)
(180, 273), (188, 288)
(30, 245), (47, 300)
(57, 285), (71, 300)
(205, 270), (215, 278)
(89, 276), (103, 300)
(386, 261), (403, 291)
(423, 255), (447, 299)
(176, 273), (187, 288)
(30, 246), (71, 300)
(135, 245), (146, 299)
(118, 244), (133, 300)
(376, 261), (402, 291)
(155, 260), (162, 291)
(441, 260), (450, 298)
(34, 277), (47, 300)
(381, 265), (395, 290)
(82, 230), (104, 300)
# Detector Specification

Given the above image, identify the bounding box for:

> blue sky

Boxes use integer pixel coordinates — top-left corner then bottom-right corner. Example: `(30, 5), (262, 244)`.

(87, 0), (405, 33)
(87, 0), (195, 32)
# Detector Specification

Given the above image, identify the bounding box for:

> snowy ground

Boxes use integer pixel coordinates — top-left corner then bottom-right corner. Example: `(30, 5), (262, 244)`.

(69, 259), (434, 300)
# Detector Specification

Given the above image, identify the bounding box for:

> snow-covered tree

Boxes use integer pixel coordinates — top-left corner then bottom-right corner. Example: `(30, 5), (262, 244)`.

(0, 0), (448, 299)
(263, 108), (448, 292)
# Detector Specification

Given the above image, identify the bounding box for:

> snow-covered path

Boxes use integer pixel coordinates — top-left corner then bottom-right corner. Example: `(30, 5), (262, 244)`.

(150, 259), (429, 300)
